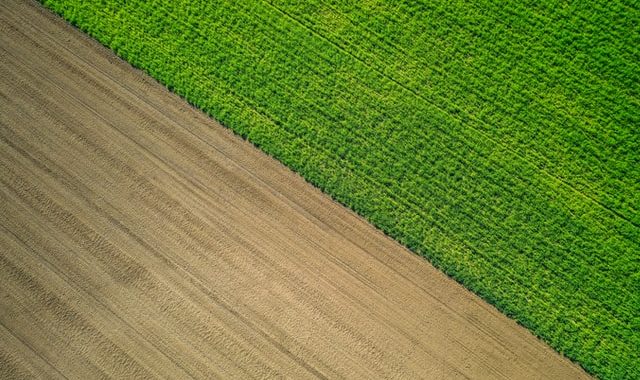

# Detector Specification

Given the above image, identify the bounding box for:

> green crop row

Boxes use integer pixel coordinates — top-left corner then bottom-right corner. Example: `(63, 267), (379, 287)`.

(40, 0), (639, 378)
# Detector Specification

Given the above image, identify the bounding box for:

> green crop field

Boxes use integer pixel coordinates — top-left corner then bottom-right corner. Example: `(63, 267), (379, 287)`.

(40, 0), (639, 378)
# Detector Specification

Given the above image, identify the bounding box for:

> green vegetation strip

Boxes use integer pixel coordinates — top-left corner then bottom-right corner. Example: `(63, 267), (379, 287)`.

(40, 0), (639, 378)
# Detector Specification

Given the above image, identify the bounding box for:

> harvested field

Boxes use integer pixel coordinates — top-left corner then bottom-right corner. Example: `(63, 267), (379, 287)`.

(0, 1), (590, 379)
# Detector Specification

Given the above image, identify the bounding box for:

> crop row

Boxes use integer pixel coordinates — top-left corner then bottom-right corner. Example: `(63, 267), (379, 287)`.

(271, 0), (640, 226)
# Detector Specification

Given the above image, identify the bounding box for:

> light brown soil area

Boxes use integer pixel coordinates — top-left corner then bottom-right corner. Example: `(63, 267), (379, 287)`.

(0, 0), (591, 378)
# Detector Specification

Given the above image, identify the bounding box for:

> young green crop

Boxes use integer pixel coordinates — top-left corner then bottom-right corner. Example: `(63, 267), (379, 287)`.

(40, 0), (640, 378)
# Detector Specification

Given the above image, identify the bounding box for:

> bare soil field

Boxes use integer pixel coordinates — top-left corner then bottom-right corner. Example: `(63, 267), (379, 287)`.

(0, 0), (590, 378)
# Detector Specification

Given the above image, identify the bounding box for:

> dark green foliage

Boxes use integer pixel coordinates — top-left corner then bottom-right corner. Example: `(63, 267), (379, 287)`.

(40, 0), (639, 378)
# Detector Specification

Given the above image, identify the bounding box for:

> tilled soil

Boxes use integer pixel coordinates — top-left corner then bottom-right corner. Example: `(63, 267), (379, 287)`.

(0, 0), (590, 378)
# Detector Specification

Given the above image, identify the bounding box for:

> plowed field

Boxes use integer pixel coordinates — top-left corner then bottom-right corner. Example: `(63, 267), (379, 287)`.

(0, 1), (589, 378)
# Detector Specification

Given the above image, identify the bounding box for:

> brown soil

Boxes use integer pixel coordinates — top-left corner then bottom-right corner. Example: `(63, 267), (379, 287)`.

(0, 0), (590, 378)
